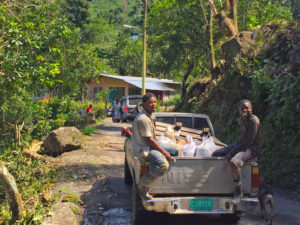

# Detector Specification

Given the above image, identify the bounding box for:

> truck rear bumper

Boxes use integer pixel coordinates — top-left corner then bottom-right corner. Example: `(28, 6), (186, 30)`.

(142, 196), (258, 214)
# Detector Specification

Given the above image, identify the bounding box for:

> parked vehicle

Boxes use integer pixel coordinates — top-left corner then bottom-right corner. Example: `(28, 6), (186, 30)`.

(119, 95), (143, 122)
(123, 112), (259, 224)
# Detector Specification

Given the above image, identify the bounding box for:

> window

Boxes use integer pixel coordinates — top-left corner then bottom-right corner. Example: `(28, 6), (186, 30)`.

(194, 118), (210, 130)
(94, 87), (102, 98)
(129, 88), (141, 95)
(116, 87), (125, 99)
(156, 117), (175, 125)
(128, 97), (143, 105)
(176, 117), (193, 128)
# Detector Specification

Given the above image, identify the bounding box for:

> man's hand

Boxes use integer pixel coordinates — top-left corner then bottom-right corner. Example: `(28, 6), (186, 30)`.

(163, 150), (172, 161)
(144, 137), (172, 161)
(222, 161), (228, 171)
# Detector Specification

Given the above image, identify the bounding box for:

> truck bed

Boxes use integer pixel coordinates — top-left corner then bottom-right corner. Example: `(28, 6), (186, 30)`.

(128, 121), (253, 196)
(148, 157), (253, 195)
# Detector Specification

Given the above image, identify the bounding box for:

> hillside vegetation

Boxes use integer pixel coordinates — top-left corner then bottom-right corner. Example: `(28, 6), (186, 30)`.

(183, 22), (300, 189)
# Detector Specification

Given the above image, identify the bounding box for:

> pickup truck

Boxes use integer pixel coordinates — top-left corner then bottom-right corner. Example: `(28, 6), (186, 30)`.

(123, 112), (259, 224)
(119, 95), (143, 122)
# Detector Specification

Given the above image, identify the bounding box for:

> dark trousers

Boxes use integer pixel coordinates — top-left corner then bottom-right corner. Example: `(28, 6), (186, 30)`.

(212, 143), (238, 157)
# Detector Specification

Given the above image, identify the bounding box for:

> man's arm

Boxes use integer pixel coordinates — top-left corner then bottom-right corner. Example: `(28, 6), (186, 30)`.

(136, 116), (171, 161)
(144, 137), (172, 161)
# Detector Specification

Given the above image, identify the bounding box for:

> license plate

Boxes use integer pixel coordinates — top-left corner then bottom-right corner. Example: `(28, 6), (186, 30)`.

(190, 198), (213, 210)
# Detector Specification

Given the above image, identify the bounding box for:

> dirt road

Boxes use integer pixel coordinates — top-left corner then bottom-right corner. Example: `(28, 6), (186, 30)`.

(42, 118), (300, 225)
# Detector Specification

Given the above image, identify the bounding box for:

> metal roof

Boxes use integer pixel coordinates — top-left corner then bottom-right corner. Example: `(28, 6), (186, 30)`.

(100, 74), (178, 91)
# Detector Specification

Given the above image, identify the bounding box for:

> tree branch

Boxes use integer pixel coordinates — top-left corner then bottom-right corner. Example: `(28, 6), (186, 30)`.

(208, 0), (218, 16)
(0, 162), (23, 222)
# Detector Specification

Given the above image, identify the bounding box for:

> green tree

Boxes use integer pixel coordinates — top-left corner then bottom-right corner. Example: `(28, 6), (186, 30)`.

(111, 31), (143, 75)
(61, 0), (90, 28)
(148, 0), (220, 102)
(291, 0), (300, 20)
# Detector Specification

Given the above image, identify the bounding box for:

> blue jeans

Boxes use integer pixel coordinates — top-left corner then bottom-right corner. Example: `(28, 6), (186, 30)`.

(139, 149), (169, 187)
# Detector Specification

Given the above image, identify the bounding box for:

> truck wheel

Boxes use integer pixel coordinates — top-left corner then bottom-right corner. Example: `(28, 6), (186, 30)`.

(132, 184), (147, 225)
(124, 157), (133, 185)
(120, 116), (126, 123)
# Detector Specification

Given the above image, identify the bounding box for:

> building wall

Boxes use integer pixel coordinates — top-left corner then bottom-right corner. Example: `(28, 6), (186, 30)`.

(87, 76), (181, 101)
(167, 83), (181, 95)
(87, 77), (137, 100)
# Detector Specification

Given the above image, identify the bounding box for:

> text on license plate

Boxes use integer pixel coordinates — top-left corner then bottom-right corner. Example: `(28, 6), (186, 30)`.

(190, 198), (213, 210)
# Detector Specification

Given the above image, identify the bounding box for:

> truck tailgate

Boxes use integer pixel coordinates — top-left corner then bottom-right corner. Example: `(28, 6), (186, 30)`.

(148, 158), (252, 195)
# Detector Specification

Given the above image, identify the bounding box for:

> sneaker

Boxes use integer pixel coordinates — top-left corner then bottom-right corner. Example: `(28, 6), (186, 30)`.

(136, 184), (153, 200)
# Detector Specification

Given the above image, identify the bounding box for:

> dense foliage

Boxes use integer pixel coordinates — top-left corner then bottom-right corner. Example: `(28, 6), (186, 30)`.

(186, 22), (300, 190)
(0, 0), (107, 146)
(0, 0), (107, 222)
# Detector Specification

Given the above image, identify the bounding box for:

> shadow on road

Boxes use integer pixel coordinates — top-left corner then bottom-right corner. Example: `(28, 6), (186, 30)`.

(135, 213), (241, 225)
(96, 125), (124, 132)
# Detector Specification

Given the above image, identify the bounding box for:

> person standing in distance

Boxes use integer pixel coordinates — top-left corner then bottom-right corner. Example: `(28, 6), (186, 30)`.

(130, 93), (171, 200)
(86, 104), (93, 113)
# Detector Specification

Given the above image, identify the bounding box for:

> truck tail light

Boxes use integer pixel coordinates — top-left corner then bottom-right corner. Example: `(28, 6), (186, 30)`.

(251, 166), (259, 192)
(125, 106), (128, 112)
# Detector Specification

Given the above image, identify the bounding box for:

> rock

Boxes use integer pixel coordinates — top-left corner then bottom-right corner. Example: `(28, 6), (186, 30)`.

(253, 22), (282, 59)
(43, 127), (82, 155)
(102, 208), (132, 225)
(221, 31), (256, 62)
(86, 112), (96, 124)
(221, 22), (287, 63)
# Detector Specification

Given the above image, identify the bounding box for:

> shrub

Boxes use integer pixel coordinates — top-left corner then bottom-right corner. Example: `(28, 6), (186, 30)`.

(81, 126), (97, 135)
(92, 101), (106, 118)
(163, 94), (181, 106)
(0, 148), (57, 223)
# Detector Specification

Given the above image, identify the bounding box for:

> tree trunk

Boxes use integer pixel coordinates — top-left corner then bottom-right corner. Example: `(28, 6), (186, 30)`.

(200, 0), (208, 27)
(209, 6), (216, 76)
(175, 62), (194, 110)
(232, 0), (238, 33)
(0, 162), (23, 221)
(226, 0), (231, 10)
(181, 62), (194, 99)
(208, 0), (237, 37)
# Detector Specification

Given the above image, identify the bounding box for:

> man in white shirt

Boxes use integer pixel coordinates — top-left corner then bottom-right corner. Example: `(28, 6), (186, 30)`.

(130, 93), (171, 200)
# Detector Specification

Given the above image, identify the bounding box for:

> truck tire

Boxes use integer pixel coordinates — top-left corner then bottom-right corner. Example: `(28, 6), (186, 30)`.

(132, 183), (147, 225)
(124, 157), (133, 185)
(120, 116), (126, 123)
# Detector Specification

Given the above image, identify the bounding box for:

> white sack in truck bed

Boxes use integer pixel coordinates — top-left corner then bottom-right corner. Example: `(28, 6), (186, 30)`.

(155, 121), (225, 157)
(195, 136), (223, 157)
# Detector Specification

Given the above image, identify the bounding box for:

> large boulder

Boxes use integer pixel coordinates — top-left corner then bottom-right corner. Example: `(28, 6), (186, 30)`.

(221, 22), (287, 63)
(43, 127), (82, 155)
(221, 31), (256, 62)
